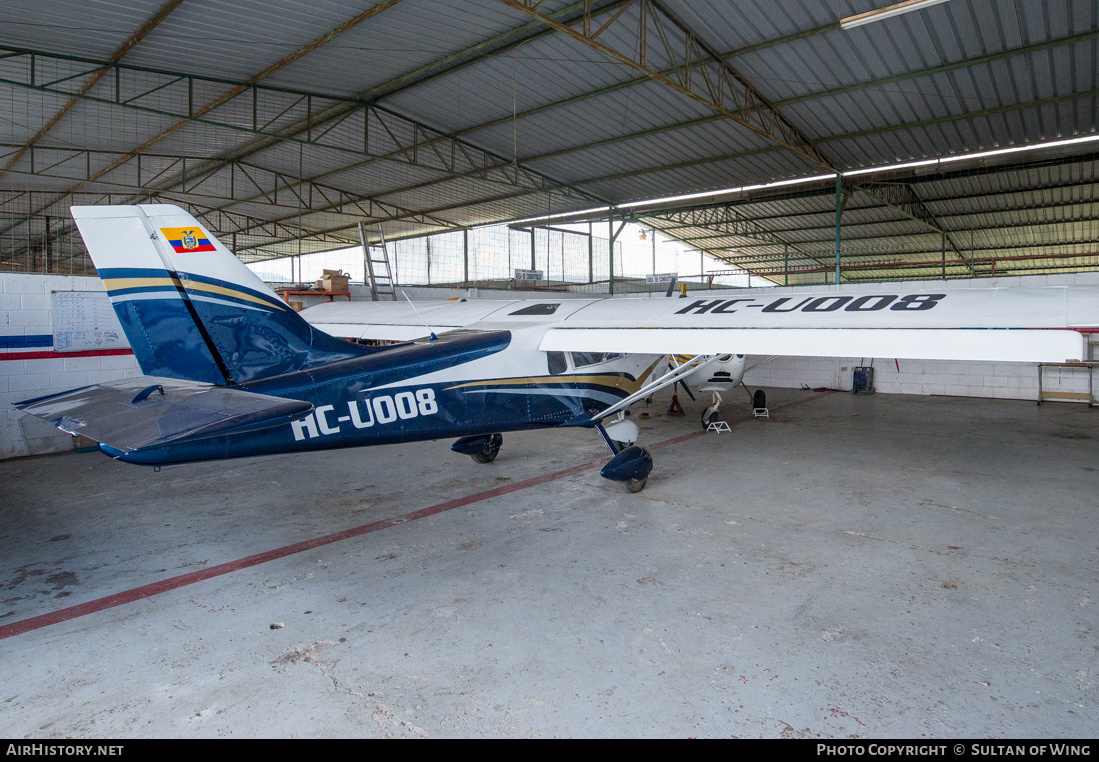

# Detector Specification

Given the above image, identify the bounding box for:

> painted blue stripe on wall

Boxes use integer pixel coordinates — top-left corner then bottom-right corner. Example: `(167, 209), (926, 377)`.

(0, 334), (53, 349)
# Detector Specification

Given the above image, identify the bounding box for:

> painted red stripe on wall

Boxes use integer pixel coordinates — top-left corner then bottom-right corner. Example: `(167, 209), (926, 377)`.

(0, 348), (134, 362)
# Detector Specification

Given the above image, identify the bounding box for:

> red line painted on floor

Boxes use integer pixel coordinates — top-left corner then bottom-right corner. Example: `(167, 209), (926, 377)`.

(0, 391), (833, 641)
(0, 348), (134, 361)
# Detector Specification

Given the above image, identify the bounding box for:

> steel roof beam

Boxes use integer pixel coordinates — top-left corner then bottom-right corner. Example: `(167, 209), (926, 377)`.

(449, 26), (1099, 182)
(113, 3), (623, 212)
(448, 22), (1097, 155)
(1, 1), (413, 230)
(0, 59), (589, 195)
(360, 0), (632, 102)
(493, 0), (968, 261)
(0, 47), (597, 242)
(568, 88), (1099, 188)
(640, 206), (831, 270)
(639, 201), (837, 272)
(0, 0), (185, 184)
(53, 0), (404, 195)
(442, 20), (838, 146)
(0, 144), (461, 228)
(853, 183), (962, 256)
(714, 237), (1099, 266)
(706, 217), (1099, 255)
(688, 197), (1099, 239)
(497, 0), (837, 172)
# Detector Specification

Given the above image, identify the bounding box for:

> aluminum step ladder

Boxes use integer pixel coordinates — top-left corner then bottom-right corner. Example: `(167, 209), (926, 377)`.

(359, 221), (397, 301)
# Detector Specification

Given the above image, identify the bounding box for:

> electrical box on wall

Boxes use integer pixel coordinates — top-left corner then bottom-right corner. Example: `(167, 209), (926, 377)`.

(853, 366), (875, 395)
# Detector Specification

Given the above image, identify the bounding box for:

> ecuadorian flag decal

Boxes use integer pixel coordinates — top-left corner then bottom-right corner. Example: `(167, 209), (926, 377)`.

(161, 227), (217, 253)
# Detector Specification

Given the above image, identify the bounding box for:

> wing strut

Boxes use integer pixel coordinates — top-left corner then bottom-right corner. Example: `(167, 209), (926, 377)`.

(591, 355), (722, 422)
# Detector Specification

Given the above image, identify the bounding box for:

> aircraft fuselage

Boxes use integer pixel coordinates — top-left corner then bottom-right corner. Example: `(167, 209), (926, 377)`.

(106, 324), (666, 465)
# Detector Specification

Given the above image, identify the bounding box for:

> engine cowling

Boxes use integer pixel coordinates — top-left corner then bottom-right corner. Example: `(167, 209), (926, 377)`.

(680, 354), (746, 392)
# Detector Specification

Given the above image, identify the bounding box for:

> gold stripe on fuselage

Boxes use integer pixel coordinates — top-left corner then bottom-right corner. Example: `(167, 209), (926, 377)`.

(446, 359), (662, 395)
(102, 277), (179, 292)
(102, 276), (279, 311)
(178, 279), (282, 310)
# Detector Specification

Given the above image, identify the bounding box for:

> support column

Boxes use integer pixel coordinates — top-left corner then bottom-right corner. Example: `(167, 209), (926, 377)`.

(588, 222), (593, 284)
(607, 209), (614, 296)
(463, 228), (469, 285)
(834, 174), (842, 285)
(784, 243), (788, 287)
(651, 229), (656, 277)
(970, 228), (975, 277)
(44, 216), (52, 273)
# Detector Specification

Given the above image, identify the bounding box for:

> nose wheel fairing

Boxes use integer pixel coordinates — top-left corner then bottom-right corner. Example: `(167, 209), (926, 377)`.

(594, 420), (653, 492)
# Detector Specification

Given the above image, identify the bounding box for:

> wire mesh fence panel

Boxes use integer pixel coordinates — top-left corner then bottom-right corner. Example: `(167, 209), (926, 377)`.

(394, 237), (428, 285)
(469, 225), (511, 281)
(0, 210), (95, 275)
(427, 231), (465, 284)
(563, 230), (589, 282)
(297, 250), (364, 286)
(591, 236), (610, 283)
(245, 257), (294, 283)
(617, 236), (650, 279)
(509, 227), (532, 276)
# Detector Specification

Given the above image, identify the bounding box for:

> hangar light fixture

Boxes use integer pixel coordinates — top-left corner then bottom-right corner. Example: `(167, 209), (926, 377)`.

(842, 133), (1099, 177)
(840, 0), (952, 30)
(506, 134), (1099, 228)
(617, 174), (839, 212)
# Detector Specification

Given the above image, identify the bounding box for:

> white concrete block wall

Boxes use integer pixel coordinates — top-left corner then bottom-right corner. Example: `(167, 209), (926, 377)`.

(1, 273), (140, 460)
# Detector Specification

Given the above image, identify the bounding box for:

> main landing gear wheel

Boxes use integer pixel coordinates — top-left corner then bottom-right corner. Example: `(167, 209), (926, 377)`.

(752, 389), (767, 409)
(622, 476), (647, 493)
(471, 433), (502, 464)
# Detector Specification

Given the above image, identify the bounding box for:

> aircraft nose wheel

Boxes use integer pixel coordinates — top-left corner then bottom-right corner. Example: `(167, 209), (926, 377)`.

(622, 476), (647, 493)
(701, 408), (720, 428)
(471, 433), (502, 463)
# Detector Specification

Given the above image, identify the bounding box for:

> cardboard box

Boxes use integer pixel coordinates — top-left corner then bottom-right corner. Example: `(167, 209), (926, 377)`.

(316, 269), (350, 293)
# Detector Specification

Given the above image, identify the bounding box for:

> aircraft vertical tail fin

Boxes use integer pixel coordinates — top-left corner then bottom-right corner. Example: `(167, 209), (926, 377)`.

(72, 204), (368, 384)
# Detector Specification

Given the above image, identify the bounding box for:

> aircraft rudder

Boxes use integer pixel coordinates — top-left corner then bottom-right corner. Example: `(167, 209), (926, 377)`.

(74, 204), (368, 385)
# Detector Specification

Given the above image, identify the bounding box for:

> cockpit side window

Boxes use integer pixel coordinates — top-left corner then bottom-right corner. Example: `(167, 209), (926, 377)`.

(547, 351), (568, 375)
(570, 352), (622, 369)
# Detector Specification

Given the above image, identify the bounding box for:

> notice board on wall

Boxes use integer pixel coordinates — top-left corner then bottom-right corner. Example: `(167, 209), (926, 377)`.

(51, 291), (128, 353)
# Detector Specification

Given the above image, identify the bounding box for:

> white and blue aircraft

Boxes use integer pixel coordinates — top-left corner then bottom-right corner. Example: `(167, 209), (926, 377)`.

(14, 204), (1099, 492)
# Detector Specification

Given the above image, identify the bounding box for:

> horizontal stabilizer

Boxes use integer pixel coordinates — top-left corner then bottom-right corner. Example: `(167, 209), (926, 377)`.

(15, 377), (312, 453)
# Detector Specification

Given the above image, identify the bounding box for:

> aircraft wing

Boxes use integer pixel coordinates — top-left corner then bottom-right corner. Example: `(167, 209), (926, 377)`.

(301, 299), (524, 341)
(539, 287), (1099, 363)
(15, 377), (313, 454)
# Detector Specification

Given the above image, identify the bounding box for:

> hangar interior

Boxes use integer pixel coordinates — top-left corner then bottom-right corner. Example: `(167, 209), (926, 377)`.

(1, 0), (1098, 739)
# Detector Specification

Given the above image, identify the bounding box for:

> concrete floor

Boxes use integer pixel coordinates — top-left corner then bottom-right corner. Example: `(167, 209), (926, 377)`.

(0, 388), (1096, 738)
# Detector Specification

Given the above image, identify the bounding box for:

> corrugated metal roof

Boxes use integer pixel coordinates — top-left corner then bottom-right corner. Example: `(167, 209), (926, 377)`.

(0, 0), (1096, 284)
